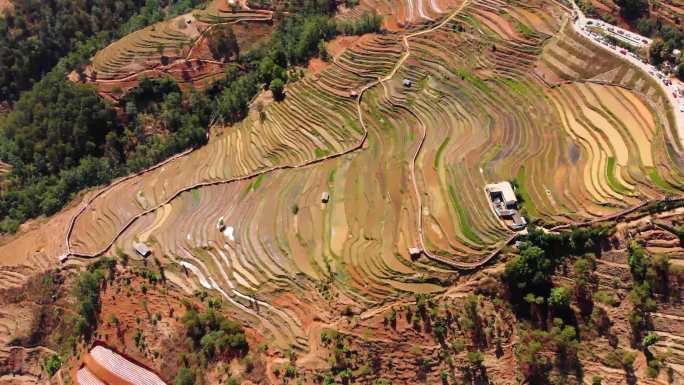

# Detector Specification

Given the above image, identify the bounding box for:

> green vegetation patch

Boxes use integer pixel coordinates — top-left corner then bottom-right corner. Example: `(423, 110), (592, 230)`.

(514, 21), (536, 39)
(447, 183), (482, 244)
(192, 188), (201, 207)
(315, 148), (331, 158)
(605, 157), (631, 194)
(456, 68), (491, 95)
(514, 166), (539, 219)
(501, 77), (531, 97)
(251, 174), (265, 191)
(647, 167), (674, 192)
(434, 136), (451, 170)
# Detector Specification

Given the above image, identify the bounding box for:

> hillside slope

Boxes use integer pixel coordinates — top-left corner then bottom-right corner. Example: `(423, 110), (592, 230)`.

(0, 0), (683, 384)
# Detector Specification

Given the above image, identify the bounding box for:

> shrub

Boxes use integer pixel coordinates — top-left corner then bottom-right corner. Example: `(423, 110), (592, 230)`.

(467, 350), (484, 367)
(622, 351), (637, 368)
(643, 332), (658, 348)
(43, 354), (61, 377)
(175, 367), (195, 385)
(594, 291), (619, 307)
(548, 287), (571, 309)
(208, 25), (239, 60)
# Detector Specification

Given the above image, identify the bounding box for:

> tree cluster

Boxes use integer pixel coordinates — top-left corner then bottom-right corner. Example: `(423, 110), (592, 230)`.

(614, 0), (649, 20)
(515, 318), (580, 385)
(627, 242), (670, 339)
(0, 74), (208, 232)
(75, 257), (116, 340)
(0, 0), (206, 105)
(0, 0), (146, 104)
(175, 304), (247, 385)
(504, 225), (611, 308)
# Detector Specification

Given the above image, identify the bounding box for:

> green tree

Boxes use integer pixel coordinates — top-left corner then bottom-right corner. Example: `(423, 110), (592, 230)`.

(615, 0), (649, 20)
(44, 354), (61, 377)
(270, 78), (285, 101)
(643, 332), (658, 348)
(318, 39), (329, 61)
(636, 17), (654, 35)
(649, 38), (667, 65)
(467, 350), (484, 367)
(548, 287), (571, 309)
(208, 25), (239, 60)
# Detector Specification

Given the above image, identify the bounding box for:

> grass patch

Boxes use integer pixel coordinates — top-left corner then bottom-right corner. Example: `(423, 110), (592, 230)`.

(514, 166), (539, 219)
(345, 117), (363, 135)
(447, 184), (482, 244)
(500, 77), (530, 97)
(461, 15), (483, 32)
(192, 189), (200, 207)
(434, 136), (450, 169)
(417, 76), (429, 91)
(328, 169), (336, 183)
(315, 147), (331, 158)
(251, 174), (265, 191)
(456, 68), (491, 95)
(605, 157), (630, 194)
(514, 21), (536, 39)
(648, 167), (673, 192)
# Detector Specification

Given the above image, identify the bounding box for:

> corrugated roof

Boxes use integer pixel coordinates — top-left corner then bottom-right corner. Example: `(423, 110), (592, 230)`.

(133, 242), (151, 256)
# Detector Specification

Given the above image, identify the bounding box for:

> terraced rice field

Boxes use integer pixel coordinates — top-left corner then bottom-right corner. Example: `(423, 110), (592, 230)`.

(60, 0), (684, 350)
(86, 0), (272, 84)
(341, 0), (463, 29)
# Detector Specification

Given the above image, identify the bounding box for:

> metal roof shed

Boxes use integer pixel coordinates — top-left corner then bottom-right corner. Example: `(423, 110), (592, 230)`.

(134, 242), (151, 257)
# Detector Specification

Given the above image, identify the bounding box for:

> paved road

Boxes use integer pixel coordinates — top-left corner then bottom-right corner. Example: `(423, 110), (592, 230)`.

(569, 1), (684, 150)
(581, 17), (651, 48)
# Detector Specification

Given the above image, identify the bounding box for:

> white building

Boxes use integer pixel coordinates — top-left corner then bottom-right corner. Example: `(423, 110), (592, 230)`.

(409, 247), (422, 258)
(485, 182), (518, 209)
